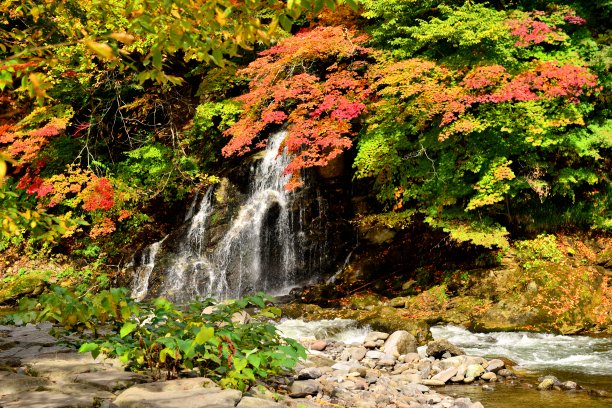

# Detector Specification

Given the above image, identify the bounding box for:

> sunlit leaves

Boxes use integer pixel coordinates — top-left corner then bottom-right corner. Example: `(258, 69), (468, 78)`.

(223, 26), (371, 189)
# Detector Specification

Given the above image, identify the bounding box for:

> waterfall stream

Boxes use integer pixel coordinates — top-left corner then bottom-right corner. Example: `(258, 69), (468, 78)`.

(127, 130), (307, 302)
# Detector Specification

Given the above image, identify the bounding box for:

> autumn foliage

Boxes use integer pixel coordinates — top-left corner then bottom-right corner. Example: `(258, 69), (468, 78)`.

(223, 26), (371, 188)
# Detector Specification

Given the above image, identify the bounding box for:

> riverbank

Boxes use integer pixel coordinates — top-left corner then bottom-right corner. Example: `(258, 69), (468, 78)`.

(3, 318), (609, 408)
(0, 321), (485, 408)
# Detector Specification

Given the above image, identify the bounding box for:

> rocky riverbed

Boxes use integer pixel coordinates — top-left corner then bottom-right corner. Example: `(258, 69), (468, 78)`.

(1, 321), (608, 407)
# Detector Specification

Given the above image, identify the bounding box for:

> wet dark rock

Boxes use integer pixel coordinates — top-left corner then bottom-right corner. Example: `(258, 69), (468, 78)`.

(426, 339), (465, 358)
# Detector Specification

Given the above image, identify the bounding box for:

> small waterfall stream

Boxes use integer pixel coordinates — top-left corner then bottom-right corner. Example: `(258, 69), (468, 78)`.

(127, 130), (308, 302)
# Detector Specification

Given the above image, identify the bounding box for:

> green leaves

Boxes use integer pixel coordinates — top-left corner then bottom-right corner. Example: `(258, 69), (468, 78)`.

(78, 342), (100, 359)
(7, 286), (305, 388)
(194, 326), (214, 345)
(120, 322), (138, 338)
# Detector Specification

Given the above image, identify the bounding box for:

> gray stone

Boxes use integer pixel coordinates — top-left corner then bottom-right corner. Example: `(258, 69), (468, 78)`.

(426, 339), (465, 359)
(297, 367), (323, 380)
(236, 397), (283, 408)
(431, 366), (457, 383)
(114, 378), (241, 408)
(463, 376), (475, 384)
(351, 346), (367, 361)
(74, 371), (150, 391)
(0, 391), (96, 408)
(561, 381), (577, 390)
(482, 384), (495, 391)
(497, 369), (514, 377)
(465, 364), (485, 379)
(364, 331), (389, 343)
(289, 380), (321, 398)
(365, 350), (385, 360)
(382, 331), (417, 357)
(485, 359), (505, 372)
(377, 358), (396, 367)
(331, 361), (362, 371)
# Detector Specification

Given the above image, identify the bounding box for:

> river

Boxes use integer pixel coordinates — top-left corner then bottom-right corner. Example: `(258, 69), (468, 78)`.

(431, 325), (611, 408)
(277, 319), (611, 407)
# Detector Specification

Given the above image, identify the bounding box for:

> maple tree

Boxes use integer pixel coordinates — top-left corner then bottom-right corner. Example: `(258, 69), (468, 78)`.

(353, 2), (609, 247)
(223, 26), (372, 188)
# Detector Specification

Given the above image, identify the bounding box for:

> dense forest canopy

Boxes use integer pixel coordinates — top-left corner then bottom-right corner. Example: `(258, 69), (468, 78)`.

(0, 0), (610, 258)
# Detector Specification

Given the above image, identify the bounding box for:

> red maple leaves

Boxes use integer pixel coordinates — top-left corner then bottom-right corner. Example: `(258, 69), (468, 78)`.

(222, 26), (371, 189)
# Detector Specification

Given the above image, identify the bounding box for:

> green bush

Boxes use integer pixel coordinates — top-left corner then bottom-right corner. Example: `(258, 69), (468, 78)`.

(3, 288), (305, 391)
(515, 234), (563, 269)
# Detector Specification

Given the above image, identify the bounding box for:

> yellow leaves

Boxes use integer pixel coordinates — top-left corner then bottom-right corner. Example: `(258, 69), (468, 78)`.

(85, 41), (115, 60)
(0, 159), (6, 183)
(109, 32), (135, 45)
(28, 73), (50, 101)
(493, 160), (515, 181)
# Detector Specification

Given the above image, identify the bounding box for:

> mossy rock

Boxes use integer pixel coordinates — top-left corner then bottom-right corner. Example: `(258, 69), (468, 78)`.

(596, 249), (612, 269)
(388, 296), (410, 308)
(442, 296), (492, 326)
(348, 293), (382, 310)
(473, 300), (543, 332)
(0, 275), (47, 304)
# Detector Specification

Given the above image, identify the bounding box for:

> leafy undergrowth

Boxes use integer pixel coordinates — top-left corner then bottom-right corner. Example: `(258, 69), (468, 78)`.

(2, 288), (305, 391)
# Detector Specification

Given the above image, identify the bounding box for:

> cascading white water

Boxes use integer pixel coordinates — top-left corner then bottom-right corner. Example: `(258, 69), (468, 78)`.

(211, 130), (295, 298)
(129, 236), (166, 301)
(431, 324), (612, 376)
(130, 130), (301, 301)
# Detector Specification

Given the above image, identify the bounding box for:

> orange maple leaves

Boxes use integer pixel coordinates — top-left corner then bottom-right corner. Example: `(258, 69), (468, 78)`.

(222, 26), (371, 189)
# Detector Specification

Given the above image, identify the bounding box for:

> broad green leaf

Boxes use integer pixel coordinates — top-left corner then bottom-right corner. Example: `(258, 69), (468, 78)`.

(78, 342), (99, 353)
(195, 326), (214, 345)
(119, 322), (138, 338)
(247, 354), (261, 368)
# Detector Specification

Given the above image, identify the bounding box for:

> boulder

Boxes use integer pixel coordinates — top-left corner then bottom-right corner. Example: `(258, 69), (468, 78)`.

(74, 371), (149, 392)
(485, 359), (505, 372)
(297, 367), (323, 380)
(431, 367), (458, 383)
(0, 390), (97, 408)
(537, 378), (555, 391)
(113, 378), (241, 408)
(309, 340), (327, 351)
(364, 331), (389, 343)
(481, 372), (496, 381)
(289, 380), (320, 398)
(382, 331), (417, 357)
(426, 339), (464, 359)
(465, 364), (485, 379)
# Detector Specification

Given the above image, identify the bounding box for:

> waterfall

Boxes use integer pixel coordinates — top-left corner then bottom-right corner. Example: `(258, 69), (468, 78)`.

(129, 130), (304, 302)
(129, 236), (166, 301)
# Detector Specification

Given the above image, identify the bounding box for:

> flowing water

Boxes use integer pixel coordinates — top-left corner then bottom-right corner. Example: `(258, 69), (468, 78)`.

(277, 318), (370, 344)
(430, 324), (612, 408)
(276, 320), (611, 407)
(128, 130), (306, 302)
